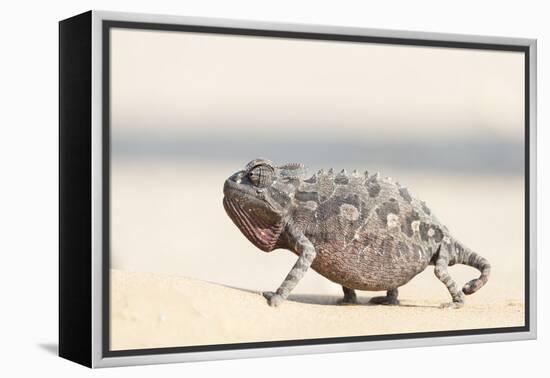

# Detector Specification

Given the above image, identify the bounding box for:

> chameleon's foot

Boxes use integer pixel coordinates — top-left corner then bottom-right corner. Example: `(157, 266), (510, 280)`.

(440, 300), (464, 309)
(262, 291), (284, 307)
(369, 288), (399, 305)
(369, 296), (400, 305)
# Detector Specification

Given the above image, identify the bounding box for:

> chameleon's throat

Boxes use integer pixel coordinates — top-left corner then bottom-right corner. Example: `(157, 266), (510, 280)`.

(223, 197), (283, 252)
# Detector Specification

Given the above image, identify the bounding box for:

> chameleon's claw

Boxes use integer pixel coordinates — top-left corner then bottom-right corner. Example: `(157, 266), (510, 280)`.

(440, 301), (464, 309)
(262, 291), (275, 299)
(263, 291), (284, 307)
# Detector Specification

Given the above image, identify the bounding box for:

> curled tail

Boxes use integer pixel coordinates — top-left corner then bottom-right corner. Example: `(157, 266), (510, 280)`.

(455, 243), (491, 295)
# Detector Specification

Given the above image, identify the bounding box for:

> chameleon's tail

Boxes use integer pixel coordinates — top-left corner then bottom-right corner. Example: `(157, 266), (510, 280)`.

(455, 243), (491, 295)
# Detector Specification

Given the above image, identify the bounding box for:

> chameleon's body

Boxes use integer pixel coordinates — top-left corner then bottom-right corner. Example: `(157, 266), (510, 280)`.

(223, 158), (491, 308)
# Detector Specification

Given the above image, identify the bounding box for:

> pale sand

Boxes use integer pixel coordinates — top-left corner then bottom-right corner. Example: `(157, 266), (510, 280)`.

(111, 269), (524, 351)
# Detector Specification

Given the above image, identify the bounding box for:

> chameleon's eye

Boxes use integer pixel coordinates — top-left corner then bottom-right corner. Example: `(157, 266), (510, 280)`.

(248, 165), (274, 188)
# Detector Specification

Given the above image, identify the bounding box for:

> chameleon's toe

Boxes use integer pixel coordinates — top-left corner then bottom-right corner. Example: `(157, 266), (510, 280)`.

(262, 291), (275, 300)
(263, 291), (284, 307)
(440, 301), (464, 309)
(369, 296), (400, 306)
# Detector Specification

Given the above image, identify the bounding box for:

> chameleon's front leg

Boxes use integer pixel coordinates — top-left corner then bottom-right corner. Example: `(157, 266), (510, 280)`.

(263, 231), (316, 307)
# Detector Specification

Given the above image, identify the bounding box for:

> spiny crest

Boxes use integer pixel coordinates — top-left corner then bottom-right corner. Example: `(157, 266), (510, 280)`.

(278, 162), (304, 170)
(334, 169), (349, 184)
(397, 182), (414, 203)
(349, 169), (364, 185)
(277, 162), (307, 180)
(370, 172), (380, 181)
(314, 167), (370, 185)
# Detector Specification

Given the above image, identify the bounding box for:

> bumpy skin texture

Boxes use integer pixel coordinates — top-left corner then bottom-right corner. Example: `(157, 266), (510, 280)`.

(223, 159), (491, 308)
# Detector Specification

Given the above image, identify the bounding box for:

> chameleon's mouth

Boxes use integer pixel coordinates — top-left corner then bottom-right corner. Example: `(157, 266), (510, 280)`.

(223, 197), (283, 252)
(223, 173), (258, 196)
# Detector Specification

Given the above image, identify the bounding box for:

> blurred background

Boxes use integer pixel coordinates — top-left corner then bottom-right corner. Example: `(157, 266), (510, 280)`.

(110, 28), (525, 301)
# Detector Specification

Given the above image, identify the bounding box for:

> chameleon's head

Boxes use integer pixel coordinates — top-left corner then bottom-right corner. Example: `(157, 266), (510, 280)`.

(223, 158), (304, 252)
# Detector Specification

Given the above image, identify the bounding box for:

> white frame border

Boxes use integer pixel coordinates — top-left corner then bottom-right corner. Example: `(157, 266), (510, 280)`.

(90, 10), (537, 368)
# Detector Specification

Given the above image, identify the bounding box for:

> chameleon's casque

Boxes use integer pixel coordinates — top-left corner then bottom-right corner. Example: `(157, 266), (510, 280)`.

(223, 158), (491, 308)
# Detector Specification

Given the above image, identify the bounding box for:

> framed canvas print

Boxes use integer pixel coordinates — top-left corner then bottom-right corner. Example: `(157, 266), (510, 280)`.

(59, 10), (537, 368)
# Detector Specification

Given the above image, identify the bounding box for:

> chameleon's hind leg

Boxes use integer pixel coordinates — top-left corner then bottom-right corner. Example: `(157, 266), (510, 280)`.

(369, 288), (400, 305)
(338, 286), (358, 305)
(434, 247), (465, 309)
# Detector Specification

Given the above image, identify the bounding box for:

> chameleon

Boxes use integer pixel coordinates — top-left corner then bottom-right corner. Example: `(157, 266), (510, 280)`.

(223, 158), (491, 309)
